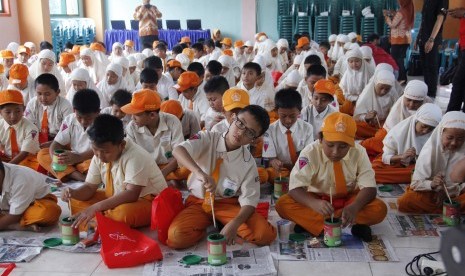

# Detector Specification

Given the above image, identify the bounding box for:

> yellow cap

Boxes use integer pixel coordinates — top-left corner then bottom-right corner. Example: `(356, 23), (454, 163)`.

(321, 112), (356, 147)
(222, 88), (250, 111)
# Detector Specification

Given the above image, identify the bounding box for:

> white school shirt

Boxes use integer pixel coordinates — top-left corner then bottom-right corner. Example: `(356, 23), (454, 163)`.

(25, 96), (73, 137)
(7, 79), (35, 106)
(0, 118), (40, 157)
(262, 119), (314, 164)
(100, 107), (132, 128)
(0, 163), (50, 215)
(157, 74), (179, 100)
(204, 107), (224, 131)
(179, 131), (260, 207)
(301, 105), (337, 139)
(237, 82), (275, 112)
(54, 113), (91, 154)
(125, 112), (183, 165)
(178, 89), (210, 122)
(181, 109), (201, 139)
(86, 138), (167, 197)
(211, 119), (230, 134)
(209, 47), (222, 61)
(194, 55), (208, 68)
(296, 80), (311, 108)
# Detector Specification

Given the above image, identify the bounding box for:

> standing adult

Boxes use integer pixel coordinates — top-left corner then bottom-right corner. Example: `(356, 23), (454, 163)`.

(383, 0), (414, 84)
(446, 7), (465, 112)
(134, 0), (162, 50)
(416, 0), (448, 98)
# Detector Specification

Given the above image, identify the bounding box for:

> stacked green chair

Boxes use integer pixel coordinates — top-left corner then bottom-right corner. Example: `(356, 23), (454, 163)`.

(338, 0), (356, 35)
(278, 0), (294, 42)
(313, 0), (331, 43)
(361, 17), (378, 43)
(295, 16), (312, 38)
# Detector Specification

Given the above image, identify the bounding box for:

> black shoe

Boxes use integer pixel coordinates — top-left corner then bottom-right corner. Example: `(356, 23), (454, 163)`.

(351, 224), (372, 242)
(294, 224), (306, 234)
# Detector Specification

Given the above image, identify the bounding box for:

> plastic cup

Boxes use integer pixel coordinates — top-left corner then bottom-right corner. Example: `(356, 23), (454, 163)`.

(324, 218), (342, 247)
(277, 219), (291, 242)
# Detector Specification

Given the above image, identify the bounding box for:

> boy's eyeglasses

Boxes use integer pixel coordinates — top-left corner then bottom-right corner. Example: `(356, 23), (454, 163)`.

(234, 118), (256, 139)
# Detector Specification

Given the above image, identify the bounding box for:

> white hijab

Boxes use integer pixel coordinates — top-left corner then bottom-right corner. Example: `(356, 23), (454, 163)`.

(360, 46), (376, 72)
(327, 34), (337, 58)
(109, 42), (124, 61)
(96, 63), (126, 108)
(412, 111), (465, 195)
(252, 54), (274, 88)
(354, 69), (397, 120)
(279, 54), (303, 82)
(277, 39), (289, 72)
(29, 49), (66, 94)
(66, 68), (104, 108)
(262, 39), (282, 72)
(218, 54), (236, 88)
(383, 103), (442, 163)
(339, 48), (374, 102)
(113, 56), (135, 92)
(79, 48), (106, 85)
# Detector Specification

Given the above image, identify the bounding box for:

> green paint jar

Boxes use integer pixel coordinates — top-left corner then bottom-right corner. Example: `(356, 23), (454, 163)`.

(443, 200), (461, 226)
(61, 217), (79, 245)
(324, 218), (342, 247)
(273, 177), (289, 199)
(207, 233), (227, 266)
(52, 149), (67, 172)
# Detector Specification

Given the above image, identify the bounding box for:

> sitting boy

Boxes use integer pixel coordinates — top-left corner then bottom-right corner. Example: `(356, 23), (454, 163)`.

(160, 100), (201, 140)
(0, 161), (61, 231)
(176, 71), (209, 127)
(62, 114), (167, 228)
(204, 76), (230, 130)
(38, 89), (100, 182)
(275, 113), (387, 240)
(0, 90), (40, 169)
(100, 89), (132, 128)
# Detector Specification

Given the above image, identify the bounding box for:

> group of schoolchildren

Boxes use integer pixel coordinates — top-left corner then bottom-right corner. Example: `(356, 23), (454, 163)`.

(0, 30), (463, 249)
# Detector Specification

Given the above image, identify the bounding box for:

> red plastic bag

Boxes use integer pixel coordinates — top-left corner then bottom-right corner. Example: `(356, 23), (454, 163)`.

(151, 186), (184, 245)
(271, 71), (283, 87)
(95, 212), (163, 268)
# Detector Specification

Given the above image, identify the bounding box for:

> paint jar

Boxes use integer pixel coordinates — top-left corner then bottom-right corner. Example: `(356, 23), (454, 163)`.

(277, 219), (291, 242)
(207, 233), (227, 266)
(274, 177), (289, 199)
(61, 217), (80, 245)
(52, 149), (67, 172)
(443, 200), (461, 226)
(324, 218), (342, 247)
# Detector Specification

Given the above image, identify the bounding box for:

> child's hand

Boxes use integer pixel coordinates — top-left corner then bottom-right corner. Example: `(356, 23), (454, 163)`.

(71, 205), (97, 229)
(310, 199), (334, 217)
(58, 151), (81, 165)
(61, 187), (73, 202)
(220, 220), (241, 245)
(431, 173), (445, 191)
(195, 171), (217, 193)
(40, 141), (53, 149)
(270, 158), (283, 172)
(213, 114), (225, 124)
(402, 148), (416, 159)
(342, 204), (358, 227)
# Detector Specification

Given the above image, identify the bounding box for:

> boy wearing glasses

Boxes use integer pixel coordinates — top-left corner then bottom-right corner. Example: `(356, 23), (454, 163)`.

(167, 105), (277, 249)
(262, 89), (314, 184)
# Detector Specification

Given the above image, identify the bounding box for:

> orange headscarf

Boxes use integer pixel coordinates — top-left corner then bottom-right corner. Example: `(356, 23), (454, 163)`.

(398, 0), (414, 30)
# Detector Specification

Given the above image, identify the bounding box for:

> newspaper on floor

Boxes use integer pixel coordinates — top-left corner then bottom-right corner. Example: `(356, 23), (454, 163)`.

(377, 184), (408, 198)
(0, 237), (100, 253)
(0, 245), (42, 263)
(388, 214), (440, 237)
(143, 246), (277, 276)
(272, 233), (399, 262)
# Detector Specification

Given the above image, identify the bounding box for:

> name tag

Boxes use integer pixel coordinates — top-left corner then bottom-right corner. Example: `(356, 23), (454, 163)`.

(160, 133), (171, 143)
(222, 178), (239, 197)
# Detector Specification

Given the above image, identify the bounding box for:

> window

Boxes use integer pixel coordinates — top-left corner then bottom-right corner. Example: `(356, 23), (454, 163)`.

(0, 0), (10, 16)
(49, 0), (82, 17)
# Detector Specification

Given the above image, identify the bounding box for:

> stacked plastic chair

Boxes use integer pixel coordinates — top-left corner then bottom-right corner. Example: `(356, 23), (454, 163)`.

(313, 0), (331, 43)
(278, 0), (294, 43)
(360, 0), (377, 43)
(294, 0), (312, 38)
(338, 0), (356, 35)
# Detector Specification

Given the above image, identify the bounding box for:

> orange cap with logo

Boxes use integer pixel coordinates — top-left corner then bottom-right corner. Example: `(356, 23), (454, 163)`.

(174, 71), (201, 92)
(160, 100), (183, 119)
(313, 79), (336, 97)
(234, 40), (244, 48)
(180, 36), (191, 44)
(296, 37), (310, 49)
(222, 88), (250, 111)
(0, 50), (14, 59)
(17, 46), (31, 55)
(321, 112), (357, 147)
(124, 40), (134, 47)
(220, 37), (232, 47)
(120, 89), (161, 114)
(8, 64), (29, 85)
(0, 89), (24, 106)
(59, 52), (76, 67)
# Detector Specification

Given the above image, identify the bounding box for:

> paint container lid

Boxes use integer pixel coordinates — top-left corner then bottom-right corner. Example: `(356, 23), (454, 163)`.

(289, 233), (306, 242)
(181, 254), (202, 265)
(43, 238), (62, 247)
(378, 185), (393, 192)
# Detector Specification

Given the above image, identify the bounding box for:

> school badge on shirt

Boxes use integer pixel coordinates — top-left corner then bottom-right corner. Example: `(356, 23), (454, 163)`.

(189, 133), (201, 140)
(30, 130), (37, 139)
(298, 157), (309, 170)
(61, 123), (69, 131)
(263, 141), (269, 152)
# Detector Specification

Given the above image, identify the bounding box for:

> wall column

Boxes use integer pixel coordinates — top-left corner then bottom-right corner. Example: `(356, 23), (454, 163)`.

(242, 0), (256, 42)
(17, 0), (51, 45)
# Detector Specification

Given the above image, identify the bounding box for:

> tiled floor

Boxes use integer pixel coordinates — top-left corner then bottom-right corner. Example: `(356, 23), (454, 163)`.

(1, 83), (454, 276)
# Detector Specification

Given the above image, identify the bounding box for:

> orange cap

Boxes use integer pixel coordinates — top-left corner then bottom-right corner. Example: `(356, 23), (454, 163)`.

(313, 79), (336, 97)
(182, 48), (194, 61)
(90, 42), (106, 53)
(321, 112), (356, 147)
(17, 46), (31, 55)
(0, 89), (24, 106)
(160, 100), (183, 119)
(58, 52), (76, 67)
(174, 71), (201, 92)
(234, 40), (244, 48)
(124, 40), (134, 47)
(296, 37), (310, 49)
(222, 49), (233, 57)
(8, 64), (29, 85)
(220, 37), (232, 47)
(120, 89), (161, 114)
(167, 59), (183, 69)
(222, 88), (250, 111)
(71, 45), (81, 54)
(180, 36), (191, 44)
(0, 50), (14, 59)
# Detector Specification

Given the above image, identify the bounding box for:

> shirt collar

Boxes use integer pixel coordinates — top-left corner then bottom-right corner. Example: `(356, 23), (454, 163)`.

(312, 105), (330, 119)
(137, 113), (168, 135)
(1, 118), (23, 131)
(278, 120), (298, 134)
(216, 133), (244, 161)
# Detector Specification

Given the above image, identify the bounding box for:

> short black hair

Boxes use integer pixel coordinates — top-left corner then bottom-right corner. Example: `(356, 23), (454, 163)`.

(110, 89), (132, 107)
(306, 64), (327, 78)
(238, 105), (270, 137)
(204, 76), (229, 94)
(179, 43), (188, 49)
(304, 54), (321, 65)
(204, 39), (216, 49)
(243, 62), (261, 76)
(40, 41), (53, 51)
(87, 114), (125, 145)
(73, 89), (100, 114)
(35, 73), (59, 91)
(172, 45), (183, 55)
(319, 41), (330, 50)
(65, 42), (74, 50)
(206, 60), (222, 76)
(367, 33), (380, 43)
(140, 68), (159, 84)
(155, 43), (167, 51)
(144, 56), (163, 70)
(275, 89), (302, 111)
(191, 43), (204, 52)
(187, 62), (205, 78)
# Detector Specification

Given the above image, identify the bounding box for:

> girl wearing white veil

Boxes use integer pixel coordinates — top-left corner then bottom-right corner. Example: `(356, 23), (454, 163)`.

(97, 63), (127, 108)
(29, 49), (66, 94)
(66, 68), (105, 108)
(79, 48), (106, 85)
